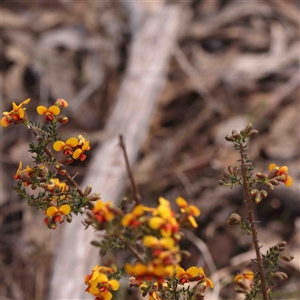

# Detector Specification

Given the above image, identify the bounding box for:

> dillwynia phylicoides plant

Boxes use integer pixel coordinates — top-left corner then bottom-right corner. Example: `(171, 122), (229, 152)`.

(219, 125), (294, 300)
(1, 98), (213, 300)
(1, 99), (293, 300)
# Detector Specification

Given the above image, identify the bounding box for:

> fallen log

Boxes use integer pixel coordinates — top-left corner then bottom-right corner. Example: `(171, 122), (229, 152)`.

(48, 4), (181, 299)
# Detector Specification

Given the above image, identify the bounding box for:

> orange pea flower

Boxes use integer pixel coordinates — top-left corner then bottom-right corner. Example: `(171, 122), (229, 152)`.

(176, 197), (200, 228)
(148, 197), (180, 238)
(175, 266), (199, 284)
(14, 161), (33, 186)
(121, 204), (148, 227)
(92, 200), (115, 223)
(125, 262), (173, 284)
(269, 163), (293, 187)
(44, 204), (71, 229)
(72, 135), (91, 161)
(1, 98), (30, 127)
(37, 105), (60, 121)
(85, 266), (119, 300)
(53, 137), (78, 156)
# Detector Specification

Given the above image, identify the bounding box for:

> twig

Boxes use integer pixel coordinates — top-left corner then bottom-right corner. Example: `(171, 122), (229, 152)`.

(118, 236), (145, 264)
(119, 135), (141, 205)
(239, 141), (268, 300)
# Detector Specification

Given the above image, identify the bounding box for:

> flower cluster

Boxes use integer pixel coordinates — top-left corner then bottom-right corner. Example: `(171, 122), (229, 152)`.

(1, 98), (30, 127)
(37, 98), (68, 122)
(85, 265), (120, 300)
(234, 270), (254, 293)
(2, 98), (93, 230)
(53, 134), (91, 163)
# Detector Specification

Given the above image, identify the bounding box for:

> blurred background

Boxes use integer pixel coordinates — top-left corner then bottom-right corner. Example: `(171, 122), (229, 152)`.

(1, 1), (299, 299)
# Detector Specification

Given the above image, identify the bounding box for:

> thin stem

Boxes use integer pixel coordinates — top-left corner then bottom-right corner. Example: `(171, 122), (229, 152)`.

(119, 135), (141, 205)
(239, 141), (268, 300)
(27, 124), (84, 197)
(117, 236), (145, 264)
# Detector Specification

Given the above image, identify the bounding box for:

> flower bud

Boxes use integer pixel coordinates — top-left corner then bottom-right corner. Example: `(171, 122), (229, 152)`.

(233, 166), (239, 175)
(268, 179), (279, 186)
(260, 190), (268, 198)
(66, 214), (72, 223)
(274, 241), (287, 251)
(225, 135), (235, 142)
(254, 194), (262, 203)
(84, 218), (94, 225)
(227, 213), (242, 225)
(256, 172), (267, 180)
(54, 164), (66, 175)
(86, 210), (95, 218)
(218, 180), (225, 185)
(280, 255), (294, 262)
(19, 173), (32, 182)
(273, 272), (288, 281)
(265, 182), (275, 191)
(228, 165), (234, 175)
(54, 98), (68, 107)
(247, 129), (258, 137)
(250, 189), (259, 197)
(87, 193), (101, 202)
(83, 185), (93, 197)
(223, 172), (230, 179)
(57, 116), (69, 124)
(232, 131), (242, 140)
(243, 124), (253, 135)
(267, 167), (279, 179)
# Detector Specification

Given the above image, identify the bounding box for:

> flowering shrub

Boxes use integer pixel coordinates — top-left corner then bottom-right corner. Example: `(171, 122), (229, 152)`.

(1, 99), (294, 300)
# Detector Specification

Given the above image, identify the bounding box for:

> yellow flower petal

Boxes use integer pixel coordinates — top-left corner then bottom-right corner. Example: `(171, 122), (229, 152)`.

(190, 205), (200, 216)
(96, 273), (108, 283)
(82, 141), (90, 151)
(143, 236), (158, 247)
(157, 205), (173, 218)
(22, 98), (31, 105)
(269, 163), (277, 171)
(188, 215), (198, 228)
(73, 148), (82, 159)
(18, 108), (25, 118)
(12, 102), (18, 111)
(48, 105), (60, 115)
(132, 204), (145, 216)
(161, 237), (175, 249)
(46, 206), (58, 217)
(101, 291), (112, 300)
(37, 105), (48, 115)
(121, 214), (132, 227)
(198, 267), (205, 277)
(149, 217), (164, 230)
(176, 197), (188, 208)
(186, 266), (199, 277)
(66, 137), (78, 147)
(285, 175), (293, 187)
(279, 166), (288, 174)
(109, 279), (120, 291)
(158, 197), (170, 206)
(161, 227), (172, 237)
(59, 204), (71, 215)
(89, 286), (100, 296)
(175, 267), (185, 277)
(206, 277), (214, 288)
(1, 116), (9, 127)
(53, 141), (65, 151)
